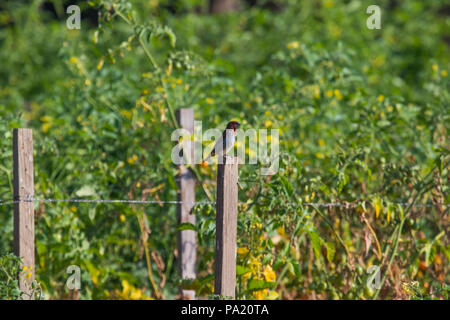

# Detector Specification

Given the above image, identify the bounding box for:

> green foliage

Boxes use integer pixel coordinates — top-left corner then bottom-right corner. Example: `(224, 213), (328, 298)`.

(0, 0), (448, 299)
(0, 253), (23, 300)
(0, 253), (42, 300)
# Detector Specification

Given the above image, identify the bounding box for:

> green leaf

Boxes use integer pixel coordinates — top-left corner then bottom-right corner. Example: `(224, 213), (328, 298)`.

(273, 258), (284, 271)
(236, 265), (252, 276)
(282, 242), (290, 257)
(292, 219), (302, 238)
(199, 274), (214, 285)
(263, 253), (273, 265)
(247, 279), (276, 292)
(266, 290), (279, 300)
(309, 231), (322, 260)
(287, 261), (295, 275)
(88, 207), (96, 221)
(397, 204), (404, 220)
(291, 260), (301, 277)
(325, 242), (335, 263)
(176, 222), (196, 231)
(280, 176), (293, 196)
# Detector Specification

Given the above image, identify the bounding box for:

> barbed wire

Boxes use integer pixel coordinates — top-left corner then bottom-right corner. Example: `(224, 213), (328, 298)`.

(0, 198), (215, 206)
(0, 198), (446, 208)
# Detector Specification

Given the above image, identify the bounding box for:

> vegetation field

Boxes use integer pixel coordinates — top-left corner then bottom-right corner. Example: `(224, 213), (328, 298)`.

(0, 0), (448, 300)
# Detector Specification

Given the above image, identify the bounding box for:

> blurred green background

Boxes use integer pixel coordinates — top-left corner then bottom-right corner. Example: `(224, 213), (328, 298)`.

(0, 0), (448, 300)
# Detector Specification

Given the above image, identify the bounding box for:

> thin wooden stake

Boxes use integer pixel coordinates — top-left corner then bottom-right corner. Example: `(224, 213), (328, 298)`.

(13, 128), (35, 298)
(215, 156), (238, 299)
(176, 108), (196, 300)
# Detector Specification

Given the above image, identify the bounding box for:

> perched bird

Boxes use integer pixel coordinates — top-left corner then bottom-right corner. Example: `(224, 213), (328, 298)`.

(202, 121), (240, 166)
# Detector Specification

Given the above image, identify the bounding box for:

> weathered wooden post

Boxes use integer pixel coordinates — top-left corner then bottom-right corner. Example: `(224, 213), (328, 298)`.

(13, 128), (35, 298)
(214, 156), (238, 299)
(176, 108), (196, 300)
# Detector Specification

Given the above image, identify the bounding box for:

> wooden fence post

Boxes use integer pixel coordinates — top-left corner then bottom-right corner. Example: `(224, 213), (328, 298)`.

(176, 108), (196, 300)
(214, 156), (238, 299)
(13, 128), (35, 298)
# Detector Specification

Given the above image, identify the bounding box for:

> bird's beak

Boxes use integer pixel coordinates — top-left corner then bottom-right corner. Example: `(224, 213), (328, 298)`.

(236, 122), (241, 127)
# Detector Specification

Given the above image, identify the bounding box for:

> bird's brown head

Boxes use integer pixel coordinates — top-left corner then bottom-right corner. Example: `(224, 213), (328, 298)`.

(226, 121), (241, 131)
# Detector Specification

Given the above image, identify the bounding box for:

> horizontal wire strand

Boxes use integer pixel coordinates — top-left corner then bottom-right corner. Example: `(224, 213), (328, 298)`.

(0, 198), (446, 208)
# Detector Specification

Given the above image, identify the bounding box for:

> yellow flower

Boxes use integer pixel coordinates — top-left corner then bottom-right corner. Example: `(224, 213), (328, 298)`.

(69, 57), (79, 64)
(255, 289), (268, 300)
(242, 271), (251, 282)
(326, 90), (333, 97)
(40, 116), (52, 122)
(286, 41), (300, 49)
(324, 0), (334, 8)
(333, 89), (342, 100)
(121, 109), (132, 120)
(378, 94), (384, 102)
(97, 58), (104, 70)
(262, 265), (276, 282)
(276, 226), (286, 237)
(265, 120), (273, 128)
(129, 288), (143, 300)
(373, 197), (383, 218)
(41, 123), (51, 133)
(315, 152), (325, 159)
(206, 98), (214, 105)
(70, 206), (77, 213)
(118, 280), (152, 300)
(317, 139), (325, 147)
(127, 154), (138, 165)
(441, 70), (448, 77)
(237, 247), (249, 255)
(249, 256), (262, 275)
(176, 79), (183, 85)
(121, 280), (130, 295)
(119, 214), (126, 223)
(432, 64), (438, 72)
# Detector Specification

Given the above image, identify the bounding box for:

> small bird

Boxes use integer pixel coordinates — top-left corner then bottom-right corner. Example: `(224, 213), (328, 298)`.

(202, 121), (240, 166)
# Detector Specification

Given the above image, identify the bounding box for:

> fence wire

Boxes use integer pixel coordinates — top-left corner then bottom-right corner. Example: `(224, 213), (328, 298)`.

(0, 198), (446, 208)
